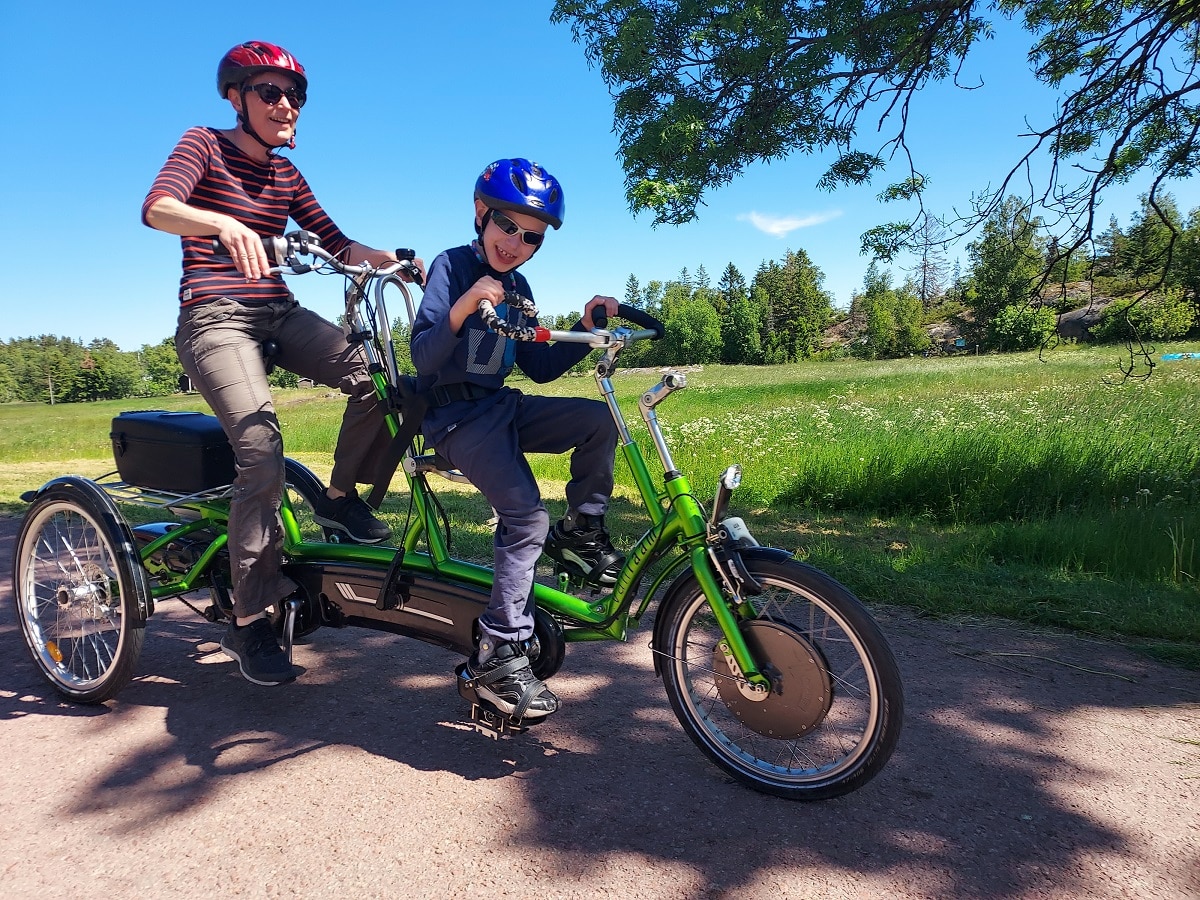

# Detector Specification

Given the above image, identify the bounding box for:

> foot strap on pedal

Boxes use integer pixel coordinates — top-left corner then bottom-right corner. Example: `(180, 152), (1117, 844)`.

(466, 656), (549, 721)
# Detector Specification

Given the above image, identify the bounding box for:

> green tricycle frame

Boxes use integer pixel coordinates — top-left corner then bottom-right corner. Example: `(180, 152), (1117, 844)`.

(12, 231), (903, 800)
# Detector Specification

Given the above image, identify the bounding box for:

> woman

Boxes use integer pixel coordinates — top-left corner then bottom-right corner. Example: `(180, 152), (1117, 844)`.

(142, 40), (423, 686)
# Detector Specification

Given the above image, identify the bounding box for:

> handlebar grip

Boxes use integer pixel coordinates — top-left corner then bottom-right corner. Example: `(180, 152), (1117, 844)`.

(210, 235), (275, 257)
(395, 250), (424, 287)
(615, 303), (665, 340)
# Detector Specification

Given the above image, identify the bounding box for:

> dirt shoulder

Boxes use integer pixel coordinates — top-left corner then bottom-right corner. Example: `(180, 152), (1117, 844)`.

(0, 512), (1196, 900)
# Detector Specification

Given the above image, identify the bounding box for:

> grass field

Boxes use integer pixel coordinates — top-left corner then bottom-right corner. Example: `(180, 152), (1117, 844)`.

(3, 343), (1197, 668)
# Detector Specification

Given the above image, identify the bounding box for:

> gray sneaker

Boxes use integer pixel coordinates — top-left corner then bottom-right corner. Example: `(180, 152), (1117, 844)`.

(220, 618), (295, 685)
(465, 639), (559, 720)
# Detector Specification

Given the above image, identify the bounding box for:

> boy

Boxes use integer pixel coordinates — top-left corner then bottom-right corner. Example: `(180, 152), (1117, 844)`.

(410, 158), (623, 720)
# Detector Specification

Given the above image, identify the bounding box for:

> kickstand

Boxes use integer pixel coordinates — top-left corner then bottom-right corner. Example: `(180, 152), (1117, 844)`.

(281, 597), (301, 665)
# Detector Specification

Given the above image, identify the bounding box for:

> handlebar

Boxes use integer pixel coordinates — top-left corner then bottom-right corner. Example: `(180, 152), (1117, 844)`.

(211, 231), (423, 286)
(478, 294), (665, 348)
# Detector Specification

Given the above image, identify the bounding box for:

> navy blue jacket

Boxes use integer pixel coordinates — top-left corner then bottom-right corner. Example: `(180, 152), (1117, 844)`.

(411, 244), (594, 441)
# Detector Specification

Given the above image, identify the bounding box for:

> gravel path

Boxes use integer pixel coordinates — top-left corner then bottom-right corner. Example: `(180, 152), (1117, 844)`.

(0, 513), (1196, 899)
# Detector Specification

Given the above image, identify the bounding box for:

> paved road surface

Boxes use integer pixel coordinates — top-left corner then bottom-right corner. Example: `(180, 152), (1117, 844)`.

(0, 512), (1196, 899)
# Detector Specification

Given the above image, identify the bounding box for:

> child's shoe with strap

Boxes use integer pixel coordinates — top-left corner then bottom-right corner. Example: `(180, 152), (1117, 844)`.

(543, 511), (624, 585)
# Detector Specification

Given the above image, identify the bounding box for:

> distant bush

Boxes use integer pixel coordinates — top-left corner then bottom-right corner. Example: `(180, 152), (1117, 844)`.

(988, 303), (1057, 350)
(1092, 288), (1196, 342)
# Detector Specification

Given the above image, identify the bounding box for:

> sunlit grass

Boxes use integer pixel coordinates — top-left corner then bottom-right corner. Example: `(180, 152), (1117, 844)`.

(2, 344), (1197, 666)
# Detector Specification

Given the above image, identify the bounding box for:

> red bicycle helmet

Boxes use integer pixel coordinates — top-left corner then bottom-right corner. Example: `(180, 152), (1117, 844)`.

(216, 41), (307, 100)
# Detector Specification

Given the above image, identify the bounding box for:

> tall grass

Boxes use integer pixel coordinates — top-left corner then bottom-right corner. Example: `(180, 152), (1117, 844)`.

(2, 344), (1196, 664)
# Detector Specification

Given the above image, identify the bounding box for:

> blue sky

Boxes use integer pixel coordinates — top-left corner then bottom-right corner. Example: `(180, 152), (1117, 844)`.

(3, 3), (1197, 350)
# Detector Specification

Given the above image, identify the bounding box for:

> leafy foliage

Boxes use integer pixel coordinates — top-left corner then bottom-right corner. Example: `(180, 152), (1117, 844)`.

(989, 302), (1058, 350)
(966, 196), (1046, 324)
(850, 263), (931, 358)
(1092, 287), (1197, 341)
(552, 0), (1200, 265)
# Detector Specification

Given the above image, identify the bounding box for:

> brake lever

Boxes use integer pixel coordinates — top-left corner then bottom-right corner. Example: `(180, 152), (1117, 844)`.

(399, 260), (424, 287)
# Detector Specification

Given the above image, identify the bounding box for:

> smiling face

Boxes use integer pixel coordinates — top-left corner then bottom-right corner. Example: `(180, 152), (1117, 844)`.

(475, 200), (546, 272)
(229, 72), (301, 149)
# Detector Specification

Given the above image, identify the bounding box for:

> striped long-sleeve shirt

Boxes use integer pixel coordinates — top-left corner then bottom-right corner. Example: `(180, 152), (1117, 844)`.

(142, 126), (353, 307)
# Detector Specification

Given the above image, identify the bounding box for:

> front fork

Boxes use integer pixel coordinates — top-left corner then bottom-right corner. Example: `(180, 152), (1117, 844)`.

(688, 541), (772, 696)
(653, 479), (770, 694)
(626, 369), (773, 695)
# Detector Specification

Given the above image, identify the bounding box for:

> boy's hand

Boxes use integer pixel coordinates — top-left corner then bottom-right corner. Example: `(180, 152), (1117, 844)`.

(451, 276), (507, 331)
(582, 295), (619, 331)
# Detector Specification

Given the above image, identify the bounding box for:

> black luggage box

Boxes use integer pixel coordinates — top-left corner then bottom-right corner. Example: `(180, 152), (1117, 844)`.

(110, 410), (236, 493)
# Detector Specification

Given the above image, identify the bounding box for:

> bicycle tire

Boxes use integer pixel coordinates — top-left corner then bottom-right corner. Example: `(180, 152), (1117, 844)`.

(13, 478), (150, 703)
(657, 557), (903, 800)
(283, 457), (336, 543)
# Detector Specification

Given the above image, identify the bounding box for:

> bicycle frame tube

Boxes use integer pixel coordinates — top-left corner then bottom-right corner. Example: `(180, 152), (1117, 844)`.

(138, 512), (229, 599)
(605, 369), (769, 687)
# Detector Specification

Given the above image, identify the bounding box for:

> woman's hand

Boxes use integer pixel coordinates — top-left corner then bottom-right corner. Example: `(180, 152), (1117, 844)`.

(400, 256), (427, 284)
(217, 220), (270, 280)
(144, 198), (267, 278)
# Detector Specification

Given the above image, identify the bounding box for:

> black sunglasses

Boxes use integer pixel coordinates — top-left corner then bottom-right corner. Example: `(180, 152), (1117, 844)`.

(490, 210), (546, 247)
(244, 82), (307, 109)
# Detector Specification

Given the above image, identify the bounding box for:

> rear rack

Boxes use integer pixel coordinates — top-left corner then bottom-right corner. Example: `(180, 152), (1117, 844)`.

(95, 470), (234, 510)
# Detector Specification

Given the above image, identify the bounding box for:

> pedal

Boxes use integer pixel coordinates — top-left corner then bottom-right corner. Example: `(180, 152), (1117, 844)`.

(468, 703), (529, 739)
(554, 566), (605, 596)
(455, 663), (531, 739)
(281, 597), (301, 665)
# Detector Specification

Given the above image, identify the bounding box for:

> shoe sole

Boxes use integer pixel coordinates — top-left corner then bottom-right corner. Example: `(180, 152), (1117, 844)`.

(472, 684), (556, 719)
(312, 514), (390, 544)
(219, 639), (296, 686)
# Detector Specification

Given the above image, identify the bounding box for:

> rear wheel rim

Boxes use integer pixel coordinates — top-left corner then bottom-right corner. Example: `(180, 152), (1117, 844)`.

(18, 501), (130, 692)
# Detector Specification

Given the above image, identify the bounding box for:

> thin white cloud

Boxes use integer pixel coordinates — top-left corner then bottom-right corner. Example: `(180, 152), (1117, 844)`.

(738, 210), (843, 237)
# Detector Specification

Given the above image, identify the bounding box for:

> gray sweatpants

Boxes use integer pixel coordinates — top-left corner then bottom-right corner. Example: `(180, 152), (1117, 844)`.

(432, 388), (617, 644)
(176, 296), (389, 618)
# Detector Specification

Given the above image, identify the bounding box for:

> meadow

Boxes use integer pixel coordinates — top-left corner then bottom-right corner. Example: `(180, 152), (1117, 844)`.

(2, 343), (1197, 667)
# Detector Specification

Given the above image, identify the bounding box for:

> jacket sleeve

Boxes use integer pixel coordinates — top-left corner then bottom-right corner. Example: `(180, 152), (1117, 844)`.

(410, 251), (463, 376)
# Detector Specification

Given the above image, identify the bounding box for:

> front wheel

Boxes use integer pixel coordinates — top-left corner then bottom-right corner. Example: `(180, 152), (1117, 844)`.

(657, 557), (903, 800)
(13, 478), (150, 703)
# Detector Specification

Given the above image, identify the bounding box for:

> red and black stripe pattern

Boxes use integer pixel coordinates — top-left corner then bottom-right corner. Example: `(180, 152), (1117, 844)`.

(143, 127), (352, 307)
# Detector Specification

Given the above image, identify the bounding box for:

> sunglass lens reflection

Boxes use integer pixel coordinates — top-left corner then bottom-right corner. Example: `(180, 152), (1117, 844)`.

(492, 212), (543, 246)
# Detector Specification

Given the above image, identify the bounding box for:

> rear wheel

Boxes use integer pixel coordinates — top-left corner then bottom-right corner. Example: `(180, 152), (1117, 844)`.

(658, 558), (903, 800)
(13, 479), (150, 703)
(283, 458), (335, 543)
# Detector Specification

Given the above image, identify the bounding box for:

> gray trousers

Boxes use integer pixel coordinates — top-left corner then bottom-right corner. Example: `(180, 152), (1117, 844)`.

(433, 389), (617, 643)
(176, 297), (389, 617)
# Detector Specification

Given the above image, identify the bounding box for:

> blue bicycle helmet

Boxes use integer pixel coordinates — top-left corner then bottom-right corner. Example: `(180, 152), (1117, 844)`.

(475, 158), (565, 229)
